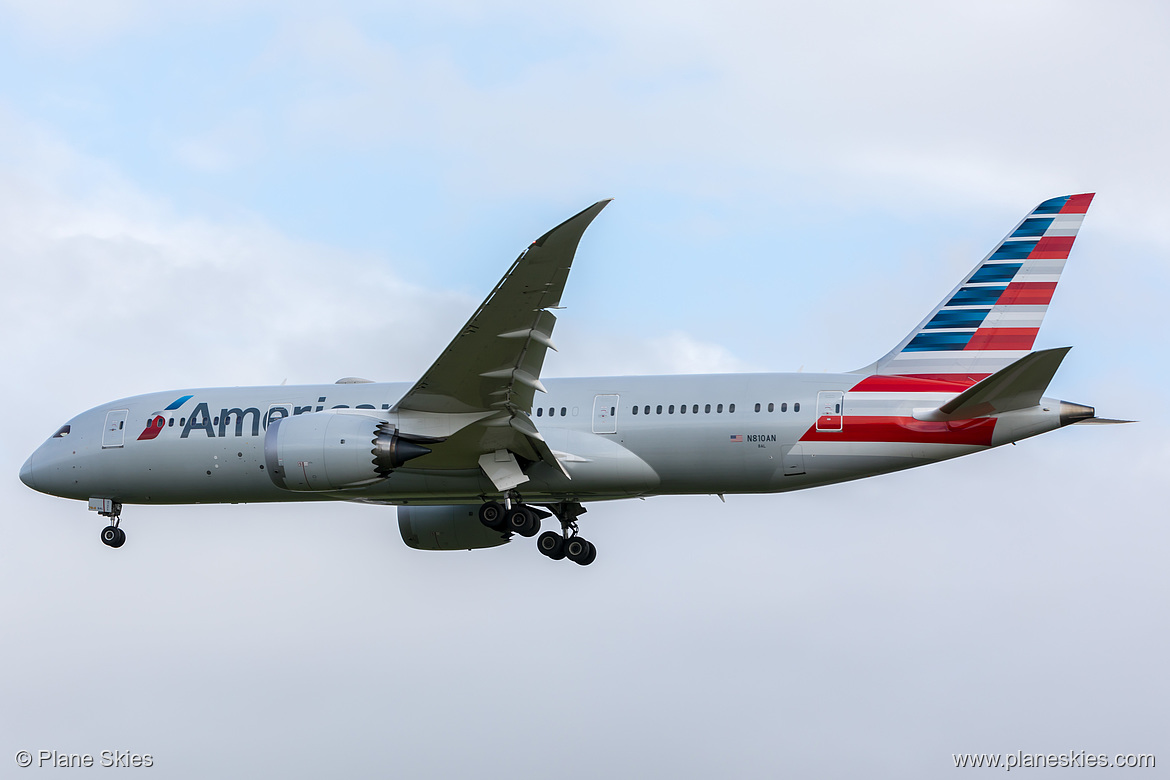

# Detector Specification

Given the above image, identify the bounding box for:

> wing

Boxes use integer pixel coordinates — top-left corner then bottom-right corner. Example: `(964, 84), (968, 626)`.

(393, 199), (610, 415)
(391, 200), (611, 490)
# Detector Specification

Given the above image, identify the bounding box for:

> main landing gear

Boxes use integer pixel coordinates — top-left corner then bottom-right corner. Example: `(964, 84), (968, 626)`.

(478, 498), (596, 566)
(98, 501), (126, 549)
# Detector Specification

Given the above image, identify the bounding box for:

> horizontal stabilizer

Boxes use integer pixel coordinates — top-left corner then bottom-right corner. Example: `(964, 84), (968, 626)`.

(916, 347), (1071, 421)
(1073, 417), (1136, 425)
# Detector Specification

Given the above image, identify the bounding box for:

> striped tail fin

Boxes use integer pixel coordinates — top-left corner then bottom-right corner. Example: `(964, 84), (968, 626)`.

(863, 193), (1094, 384)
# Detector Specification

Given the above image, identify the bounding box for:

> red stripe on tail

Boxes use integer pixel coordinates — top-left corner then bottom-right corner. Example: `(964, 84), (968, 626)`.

(1029, 236), (1075, 259)
(999, 281), (1057, 306)
(964, 328), (1039, 351)
(1060, 193), (1095, 214)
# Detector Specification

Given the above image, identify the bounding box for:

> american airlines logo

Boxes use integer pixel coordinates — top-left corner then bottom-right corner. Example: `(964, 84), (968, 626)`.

(136, 395), (390, 441)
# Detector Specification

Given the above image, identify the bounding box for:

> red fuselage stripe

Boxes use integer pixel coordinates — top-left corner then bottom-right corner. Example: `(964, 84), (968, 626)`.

(799, 416), (996, 446)
(848, 375), (979, 393)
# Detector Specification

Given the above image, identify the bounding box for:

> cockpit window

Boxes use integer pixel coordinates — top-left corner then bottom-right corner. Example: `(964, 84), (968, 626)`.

(52, 424), (71, 438)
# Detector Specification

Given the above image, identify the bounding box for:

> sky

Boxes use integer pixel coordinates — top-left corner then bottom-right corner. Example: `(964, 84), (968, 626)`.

(1, 1), (1167, 777)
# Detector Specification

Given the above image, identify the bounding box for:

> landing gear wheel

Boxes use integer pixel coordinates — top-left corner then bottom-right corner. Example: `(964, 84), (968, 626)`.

(565, 537), (595, 565)
(100, 525), (125, 548)
(506, 506), (540, 537)
(479, 501), (506, 530)
(537, 531), (566, 560)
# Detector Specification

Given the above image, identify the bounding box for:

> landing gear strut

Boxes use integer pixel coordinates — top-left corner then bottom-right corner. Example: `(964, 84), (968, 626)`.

(97, 501), (125, 549)
(548, 502), (595, 566)
(478, 498), (596, 565)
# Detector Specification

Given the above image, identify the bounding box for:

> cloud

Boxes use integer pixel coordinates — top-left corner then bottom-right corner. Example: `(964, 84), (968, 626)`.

(0, 110), (476, 434)
(0, 0), (150, 47)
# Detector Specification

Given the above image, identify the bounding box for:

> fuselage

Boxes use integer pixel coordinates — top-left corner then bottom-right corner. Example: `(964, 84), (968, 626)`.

(19, 372), (1068, 508)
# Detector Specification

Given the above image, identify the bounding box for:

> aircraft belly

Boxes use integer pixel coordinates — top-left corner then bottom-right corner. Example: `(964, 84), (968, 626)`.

(535, 429), (660, 495)
(770, 441), (986, 490)
(87, 436), (295, 504)
(623, 429), (781, 495)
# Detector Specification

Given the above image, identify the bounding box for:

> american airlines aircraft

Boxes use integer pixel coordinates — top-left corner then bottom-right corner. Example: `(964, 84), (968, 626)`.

(20, 194), (1127, 565)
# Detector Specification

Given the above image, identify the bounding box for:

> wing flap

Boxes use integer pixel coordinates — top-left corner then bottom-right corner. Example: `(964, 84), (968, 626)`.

(478, 450), (530, 491)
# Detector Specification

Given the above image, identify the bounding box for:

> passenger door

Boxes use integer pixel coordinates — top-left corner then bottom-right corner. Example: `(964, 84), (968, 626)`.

(815, 391), (844, 432)
(592, 394), (619, 434)
(102, 409), (129, 448)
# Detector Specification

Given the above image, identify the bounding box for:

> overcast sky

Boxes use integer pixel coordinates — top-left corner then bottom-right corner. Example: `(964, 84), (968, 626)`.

(2, 2), (1167, 777)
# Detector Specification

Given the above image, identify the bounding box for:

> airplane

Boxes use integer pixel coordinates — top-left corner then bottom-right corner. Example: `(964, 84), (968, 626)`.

(20, 193), (1129, 565)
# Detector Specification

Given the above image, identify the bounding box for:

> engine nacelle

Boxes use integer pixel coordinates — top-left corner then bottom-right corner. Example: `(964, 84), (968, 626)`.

(264, 412), (431, 491)
(398, 505), (510, 551)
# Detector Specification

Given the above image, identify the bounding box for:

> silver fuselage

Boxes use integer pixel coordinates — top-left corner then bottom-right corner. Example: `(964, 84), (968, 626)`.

(20, 372), (1065, 508)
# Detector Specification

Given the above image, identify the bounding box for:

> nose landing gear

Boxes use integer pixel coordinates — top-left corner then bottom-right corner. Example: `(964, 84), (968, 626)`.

(91, 498), (126, 549)
(100, 524), (126, 548)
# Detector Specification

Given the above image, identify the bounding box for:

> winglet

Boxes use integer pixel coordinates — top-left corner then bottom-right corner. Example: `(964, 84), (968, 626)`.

(913, 347), (1071, 421)
(532, 199), (613, 249)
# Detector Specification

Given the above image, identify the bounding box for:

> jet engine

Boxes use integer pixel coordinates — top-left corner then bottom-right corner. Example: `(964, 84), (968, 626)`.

(398, 505), (510, 550)
(264, 412), (432, 491)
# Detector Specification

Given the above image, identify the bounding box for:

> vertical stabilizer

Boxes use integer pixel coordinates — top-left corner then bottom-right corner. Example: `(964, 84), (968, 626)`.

(861, 194), (1094, 384)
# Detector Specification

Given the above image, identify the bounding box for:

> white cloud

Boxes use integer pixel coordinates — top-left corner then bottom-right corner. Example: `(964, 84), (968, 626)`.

(0, 110), (474, 432)
(0, 0), (149, 47)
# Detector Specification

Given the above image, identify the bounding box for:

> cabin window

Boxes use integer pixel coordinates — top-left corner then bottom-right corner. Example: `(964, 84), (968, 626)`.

(656, 405), (663, 414)
(180, 417), (186, 426)
(560, 407), (567, 416)
(168, 417), (175, 427)
(156, 417), (165, 428)
(729, 403), (735, 413)
(705, 404), (711, 413)
(680, 404), (687, 414)
(754, 403), (761, 413)
(716, 404), (723, 413)
(668, 405), (675, 414)
(768, 403), (774, 412)
(51, 424), (71, 438)
(644, 405), (650, 415)
(632, 406), (638, 415)
(537, 408), (543, 417)
(692, 404), (698, 414)
(213, 417), (219, 426)
(794, 402), (801, 412)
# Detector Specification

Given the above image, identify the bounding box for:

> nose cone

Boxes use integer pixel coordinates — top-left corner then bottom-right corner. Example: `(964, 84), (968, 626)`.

(19, 452), (40, 491)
